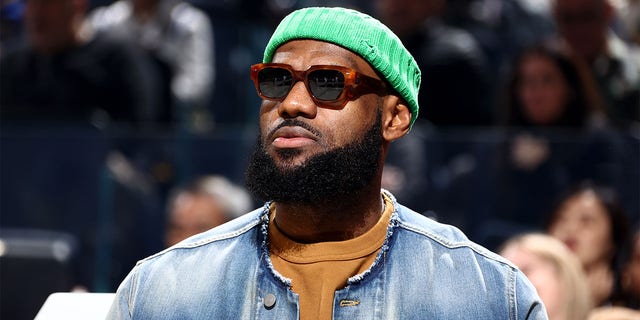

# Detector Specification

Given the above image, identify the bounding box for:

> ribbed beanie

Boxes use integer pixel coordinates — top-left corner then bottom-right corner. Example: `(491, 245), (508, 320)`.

(263, 7), (421, 127)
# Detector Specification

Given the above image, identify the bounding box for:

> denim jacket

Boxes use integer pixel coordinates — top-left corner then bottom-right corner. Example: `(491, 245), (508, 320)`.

(108, 191), (547, 319)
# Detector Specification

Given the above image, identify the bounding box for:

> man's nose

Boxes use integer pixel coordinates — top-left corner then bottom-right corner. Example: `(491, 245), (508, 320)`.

(277, 81), (317, 119)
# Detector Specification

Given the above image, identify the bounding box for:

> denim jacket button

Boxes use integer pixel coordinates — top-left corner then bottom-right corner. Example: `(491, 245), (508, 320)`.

(264, 293), (276, 309)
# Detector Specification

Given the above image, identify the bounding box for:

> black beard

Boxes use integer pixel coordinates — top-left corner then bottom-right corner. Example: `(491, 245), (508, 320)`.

(245, 113), (382, 205)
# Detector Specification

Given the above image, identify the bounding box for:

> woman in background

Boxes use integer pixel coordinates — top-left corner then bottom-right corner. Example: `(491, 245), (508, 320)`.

(546, 182), (632, 307)
(501, 43), (604, 128)
(476, 44), (622, 249)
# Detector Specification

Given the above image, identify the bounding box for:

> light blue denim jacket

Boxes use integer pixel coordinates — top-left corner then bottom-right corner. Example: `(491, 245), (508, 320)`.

(108, 191), (547, 319)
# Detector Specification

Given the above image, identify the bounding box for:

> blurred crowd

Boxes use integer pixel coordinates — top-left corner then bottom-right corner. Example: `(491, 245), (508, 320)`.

(0, 0), (639, 319)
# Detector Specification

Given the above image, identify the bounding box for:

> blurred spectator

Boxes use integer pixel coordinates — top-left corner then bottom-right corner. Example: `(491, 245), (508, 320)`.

(500, 44), (606, 128)
(0, 0), (159, 126)
(499, 233), (592, 320)
(165, 175), (251, 247)
(474, 45), (625, 247)
(588, 306), (640, 320)
(90, 0), (215, 131)
(551, 0), (640, 128)
(546, 182), (633, 307)
(374, 0), (493, 127)
(617, 227), (640, 309)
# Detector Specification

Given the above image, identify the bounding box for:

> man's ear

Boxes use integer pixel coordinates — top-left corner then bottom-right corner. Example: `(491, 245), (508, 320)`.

(381, 95), (411, 142)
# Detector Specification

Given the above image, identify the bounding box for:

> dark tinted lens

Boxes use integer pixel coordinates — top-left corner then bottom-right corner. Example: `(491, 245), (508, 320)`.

(258, 67), (293, 98)
(308, 69), (345, 101)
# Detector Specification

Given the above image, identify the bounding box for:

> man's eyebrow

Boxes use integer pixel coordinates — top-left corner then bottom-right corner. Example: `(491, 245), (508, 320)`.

(321, 53), (359, 69)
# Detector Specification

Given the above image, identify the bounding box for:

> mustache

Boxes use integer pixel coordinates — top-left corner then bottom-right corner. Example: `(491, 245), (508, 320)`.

(267, 119), (323, 140)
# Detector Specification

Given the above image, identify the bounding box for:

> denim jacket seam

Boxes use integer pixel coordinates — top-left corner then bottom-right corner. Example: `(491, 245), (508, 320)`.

(509, 266), (517, 320)
(135, 207), (267, 266)
(397, 221), (517, 269)
(127, 264), (140, 317)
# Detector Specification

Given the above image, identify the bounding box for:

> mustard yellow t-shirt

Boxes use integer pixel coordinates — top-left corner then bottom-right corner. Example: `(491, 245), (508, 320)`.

(269, 195), (393, 320)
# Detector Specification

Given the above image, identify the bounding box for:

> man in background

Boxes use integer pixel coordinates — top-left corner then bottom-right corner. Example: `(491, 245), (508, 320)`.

(164, 175), (251, 247)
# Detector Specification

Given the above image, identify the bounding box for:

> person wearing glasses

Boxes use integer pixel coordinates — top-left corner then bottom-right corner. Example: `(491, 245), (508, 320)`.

(107, 7), (547, 319)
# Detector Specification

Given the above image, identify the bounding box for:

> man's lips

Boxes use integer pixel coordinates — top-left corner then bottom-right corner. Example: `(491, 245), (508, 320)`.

(271, 126), (318, 149)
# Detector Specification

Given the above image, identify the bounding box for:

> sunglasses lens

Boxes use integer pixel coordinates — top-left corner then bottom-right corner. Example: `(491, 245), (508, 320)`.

(258, 67), (293, 98)
(308, 69), (345, 101)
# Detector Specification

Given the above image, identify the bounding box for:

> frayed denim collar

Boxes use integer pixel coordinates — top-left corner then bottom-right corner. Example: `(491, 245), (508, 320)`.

(256, 190), (400, 288)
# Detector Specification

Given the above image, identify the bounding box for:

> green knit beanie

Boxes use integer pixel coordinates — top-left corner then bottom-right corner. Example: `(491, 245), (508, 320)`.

(263, 7), (421, 127)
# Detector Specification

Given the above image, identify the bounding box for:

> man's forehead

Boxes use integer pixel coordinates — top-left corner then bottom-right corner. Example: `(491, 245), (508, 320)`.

(271, 40), (368, 71)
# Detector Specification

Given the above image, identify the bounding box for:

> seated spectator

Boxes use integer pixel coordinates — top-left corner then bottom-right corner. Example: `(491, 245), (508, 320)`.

(546, 182), (633, 307)
(90, 0), (215, 131)
(373, 0), (493, 127)
(500, 44), (605, 128)
(475, 44), (624, 246)
(0, 0), (159, 126)
(551, 0), (640, 129)
(499, 233), (592, 320)
(164, 175), (251, 247)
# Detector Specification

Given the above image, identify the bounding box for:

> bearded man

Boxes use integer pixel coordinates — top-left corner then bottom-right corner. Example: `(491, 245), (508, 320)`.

(108, 7), (547, 319)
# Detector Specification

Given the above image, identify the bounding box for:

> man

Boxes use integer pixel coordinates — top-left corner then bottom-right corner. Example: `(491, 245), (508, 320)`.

(164, 175), (251, 247)
(0, 0), (158, 125)
(108, 7), (547, 319)
(553, 0), (639, 128)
